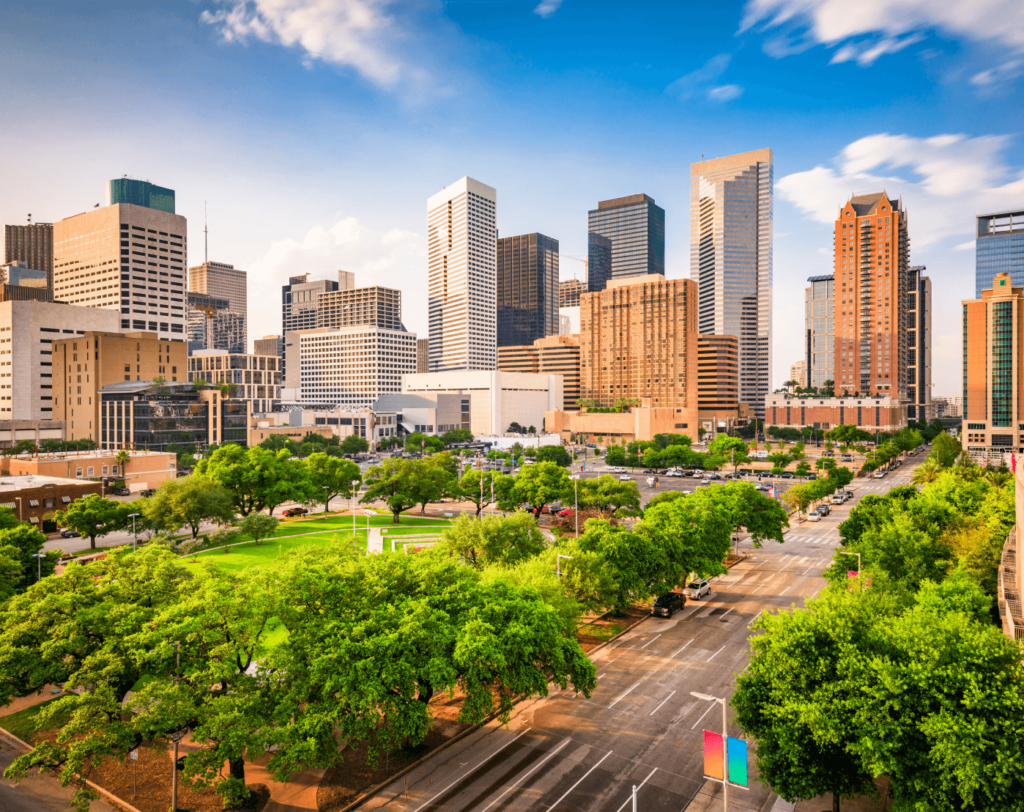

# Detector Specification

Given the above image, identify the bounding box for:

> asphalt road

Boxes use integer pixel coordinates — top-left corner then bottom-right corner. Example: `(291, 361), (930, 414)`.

(355, 459), (920, 812)
(0, 739), (115, 812)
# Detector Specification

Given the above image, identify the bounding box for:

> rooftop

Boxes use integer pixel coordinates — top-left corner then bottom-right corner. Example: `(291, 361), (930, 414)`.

(0, 474), (91, 492)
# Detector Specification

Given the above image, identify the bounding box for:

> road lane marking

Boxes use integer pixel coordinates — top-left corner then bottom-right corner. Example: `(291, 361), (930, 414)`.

(691, 701), (716, 729)
(411, 728), (531, 812)
(640, 634), (662, 650)
(609, 681), (642, 708)
(649, 690), (676, 716)
(545, 750), (613, 811)
(720, 608), (734, 618)
(479, 737), (572, 812)
(670, 640), (693, 658)
(750, 584), (764, 593)
(802, 566), (817, 576)
(747, 611), (763, 626)
(780, 586), (792, 596)
(706, 645), (726, 663)
(613, 767), (659, 812)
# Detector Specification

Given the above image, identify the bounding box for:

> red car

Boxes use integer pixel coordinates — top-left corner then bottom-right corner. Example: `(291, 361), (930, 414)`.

(557, 508), (574, 517)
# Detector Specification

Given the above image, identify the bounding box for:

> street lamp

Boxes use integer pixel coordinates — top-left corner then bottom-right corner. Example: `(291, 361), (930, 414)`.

(363, 509), (375, 548)
(570, 474), (580, 536)
(128, 512), (140, 552)
(322, 486), (330, 514)
(555, 553), (574, 577)
(33, 552), (46, 582)
(691, 691), (729, 812)
(351, 479), (360, 538)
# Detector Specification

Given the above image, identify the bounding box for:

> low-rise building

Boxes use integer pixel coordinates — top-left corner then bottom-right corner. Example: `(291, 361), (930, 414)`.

(0, 449), (176, 492)
(402, 370), (562, 436)
(934, 396), (963, 419)
(187, 349), (281, 413)
(0, 420), (66, 449)
(764, 394), (907, 432)
(498, 334), (581, 411)
(0, 474), (102, 533)
(545, 398), (693, 444)
(250, 406), (396, 447)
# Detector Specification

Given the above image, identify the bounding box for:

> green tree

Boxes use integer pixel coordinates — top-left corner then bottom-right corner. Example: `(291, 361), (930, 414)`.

(55, 494), (128, 550)
(653, 433), (692, 449)
(0, 545), (21, 602)
(795, 461), (811, 477)
(638, 488), (737, 578)
(340, 434), (370, 454)
(437, 513), (547, 570)
(441, 428), (474, 446)
(307, 452), (361, 510)
(605, 445), (627, 467)
(930, 432), (962, 468)
(459, 469), (509, 518)
(535, 445), (572, 467)
(578, 474), (642, 517)
(0, 524), (59, 592)
(196, 445), (312, 516)
(141, 475), (235, 538)
(237, 513), (281, 546)
(360, 458), (427, 523)
(509, 461), (570, 517)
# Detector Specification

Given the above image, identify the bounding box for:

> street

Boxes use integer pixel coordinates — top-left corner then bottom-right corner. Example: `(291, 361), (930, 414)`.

(0, 739), (115, 812)
(353, 460), (919, 812)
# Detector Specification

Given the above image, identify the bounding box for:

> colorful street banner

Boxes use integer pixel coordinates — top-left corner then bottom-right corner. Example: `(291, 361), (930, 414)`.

(847, 570), (859, 578)
(703, 730), (724, 779)
(727, 737), (748, 787)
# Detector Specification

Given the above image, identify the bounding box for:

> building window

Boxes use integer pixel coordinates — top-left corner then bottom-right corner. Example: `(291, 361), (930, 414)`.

(76, 467), (83, 478)
(112, 465), (119, 474)
(87, 466), (94, 476)
(102, 465), (108, 475)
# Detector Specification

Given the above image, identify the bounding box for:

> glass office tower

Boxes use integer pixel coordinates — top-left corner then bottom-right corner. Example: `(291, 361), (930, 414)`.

(976, 209), (1024, 297)
(105, 179), (176, 213)
(496, 233), (559, 347)
(804, 274), (834, 389)
(587, 194), (664, 292)
(690, 149), (773, 418)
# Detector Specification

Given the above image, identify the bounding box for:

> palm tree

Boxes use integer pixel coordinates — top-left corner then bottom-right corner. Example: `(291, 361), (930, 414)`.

(984, 469), (1013, 488)
(911, 459), (940, 486)
(115, 449), (131, 476)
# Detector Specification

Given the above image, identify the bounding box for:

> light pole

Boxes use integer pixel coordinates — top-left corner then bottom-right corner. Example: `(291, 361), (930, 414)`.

(570, 474), (580, 536)
(322, 486), (330, 514)
(127, 512), (140, 551)
(555, 553), (574, 576)
(33, 552), (46, 582)
(14, 497), (21, 521)
(363, 509), (375, 549)
(351, 479), (360, 538)
(691, 691), (729, 811)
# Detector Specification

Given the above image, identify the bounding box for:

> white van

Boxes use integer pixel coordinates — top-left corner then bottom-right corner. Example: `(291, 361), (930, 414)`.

(756, 451), (769, 459)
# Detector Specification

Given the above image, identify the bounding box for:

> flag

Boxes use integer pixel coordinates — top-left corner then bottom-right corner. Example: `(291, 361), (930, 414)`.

(703, 731), (724, 780)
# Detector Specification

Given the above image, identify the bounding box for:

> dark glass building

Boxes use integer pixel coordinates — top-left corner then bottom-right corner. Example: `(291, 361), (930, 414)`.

(105, 179), (176, 214)
(587, 194), (665, 292)
(976, 209), (1024, 297)
(496, 233), (559, 347)
(587, 233), (612, 294)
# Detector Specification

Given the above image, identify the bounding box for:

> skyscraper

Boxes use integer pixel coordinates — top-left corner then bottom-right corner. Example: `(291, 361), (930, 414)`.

(281, 271), (353, 333)
(187, 292), (245, 354)
(831, 191), (909, 400)
(496, 232), (559, 348)
(906, 266), (934, 421)
(53, 203), (188, 341)
(4, 223), (53, 293)
(317, 285), (403, 330)
(427, 176), (496, 372)
(805, 274), (834, 389)
(976, 209), (1024, 297)
(690, 149), (773, 417)
(106, 178), (175, 213)
(587, 195), (663, 292)
(189, 261), (247, 350)
(962, 272), (1024, 461)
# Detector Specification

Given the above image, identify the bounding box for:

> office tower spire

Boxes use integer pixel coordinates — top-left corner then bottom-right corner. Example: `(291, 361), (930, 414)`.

(690, 149), (773, 418)
(427, 176), (496, 371)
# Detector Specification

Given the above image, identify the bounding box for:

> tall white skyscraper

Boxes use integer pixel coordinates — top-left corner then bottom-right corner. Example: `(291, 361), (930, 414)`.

(690, 149), (773, 418)
(427, 177), (497, 372)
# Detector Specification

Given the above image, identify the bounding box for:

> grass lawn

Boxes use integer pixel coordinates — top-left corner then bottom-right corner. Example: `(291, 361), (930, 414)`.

(0, 697), (71, 743)
(576, 620), (627, 642)
(380, 526), (450, 536)
(191, 530), (368, 572)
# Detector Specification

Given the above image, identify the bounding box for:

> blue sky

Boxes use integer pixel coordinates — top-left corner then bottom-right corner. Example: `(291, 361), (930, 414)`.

(3, 0), (1023, 396)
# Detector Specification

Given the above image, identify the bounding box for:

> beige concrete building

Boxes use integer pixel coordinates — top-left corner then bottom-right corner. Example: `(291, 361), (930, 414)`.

(0, 449), (177, 491)
(0, 420), (65, 449)
(53, 203), (188, 341)
(317, 285), (402, 330)
(4, 223), (53, 292)
(416, 337), (429, 373)
(789, 359), (807, 388)
(0, 300), (120, 421)
(498, 334), (581, 412)
(580, 274), (699, 427)
(764, 394), (906, 432)
(188, 349), (281, 413)
(188, 261), (247, 350)
(53, 331), (187, 443)
(546, 398), (689, 444)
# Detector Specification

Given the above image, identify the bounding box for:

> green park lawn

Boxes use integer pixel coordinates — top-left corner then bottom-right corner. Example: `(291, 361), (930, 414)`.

(0, 697), (71, 743)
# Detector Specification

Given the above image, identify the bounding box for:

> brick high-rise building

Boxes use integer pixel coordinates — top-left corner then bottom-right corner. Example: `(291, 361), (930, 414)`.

(498, 334), (581, 412)
(962, 272), (1024, 461)
(690, 149), (773, 418)
(580, 275), (698, 421)
(697, 334), (740, 414)
(4, 223), (54, 293)
(559, 279), (585, 308)
(496, 233), (559, 348)
(832, 191), (909, 400)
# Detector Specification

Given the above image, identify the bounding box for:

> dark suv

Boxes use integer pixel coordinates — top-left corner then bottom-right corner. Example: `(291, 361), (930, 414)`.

(283, 507), (308, 517)
(652, 592), (686, 618)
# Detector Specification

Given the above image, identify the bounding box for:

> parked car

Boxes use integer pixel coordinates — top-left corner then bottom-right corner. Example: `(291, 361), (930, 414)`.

(700, 478), (710, 485)
(818, 504), (830, 516)
(683, 579), (712, 600)
(642, 469), (655, 474)
(283, 507), (309, 517)
(831, 493), (845, 505)
(807, 510), (821, 522)
(806, 473), (818, 480)
(708, 472), (720, 480)
(141, 488), (157, 497)
(668, 470), (683, 478)
(618, 474), (632, 482)
(843, 490), (854, 501)
(780, 472), (794, 479)
(821, 450), (834, 457)
(60, 529), (80, 538)
(112, 487), (130, 496)
(755, 483), (771, 491)
(873, 470), (886, 479)
(557, 508), (574, 517)
(841, 454), (854, 462)
(651, 592), (686, 617)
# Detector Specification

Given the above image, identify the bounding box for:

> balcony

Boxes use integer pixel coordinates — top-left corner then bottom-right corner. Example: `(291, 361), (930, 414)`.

(998, 526), (1022, 641)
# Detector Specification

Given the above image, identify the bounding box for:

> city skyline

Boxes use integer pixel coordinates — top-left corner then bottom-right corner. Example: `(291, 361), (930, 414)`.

(3, 1), (1024, 396)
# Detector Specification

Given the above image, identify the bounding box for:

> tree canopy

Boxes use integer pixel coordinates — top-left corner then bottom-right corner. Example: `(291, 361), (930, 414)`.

(142, 475), (235, 538)
(55, 494), (129, 550)
(196, 445), (312, 516)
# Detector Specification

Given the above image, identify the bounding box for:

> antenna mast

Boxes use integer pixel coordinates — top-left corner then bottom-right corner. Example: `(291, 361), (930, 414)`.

(204, 201), (208, 264)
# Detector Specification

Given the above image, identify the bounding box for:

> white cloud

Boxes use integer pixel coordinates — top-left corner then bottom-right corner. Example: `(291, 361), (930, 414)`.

(777, 132), (1024, 247)
(200, 0), (409, 87)
(741, 0), (1024, 68)
(666, 54), (744, 103)
(247, 216), (427, 339)
(533, 0), (563, 19)
(954, 241), (975, 251)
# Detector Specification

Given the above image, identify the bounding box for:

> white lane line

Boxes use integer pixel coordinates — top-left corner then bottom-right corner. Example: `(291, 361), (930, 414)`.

(707, 645), (726, 663)
(640, 634), (662, 650)
(747, 611), (763, 627)
(780, 586), (792, 596)
(691, 701), (716, 730)
(811, 590), (819, 599)
(609, 681), (642, 708)
(412, 728), (531, 812)
(480, 737), (572, 812)
(545, 750), (613, 812)
(749, 584), (764, 594)
(670, 640), (692, 658)
(648, 690), (676, 716)
(801, 566), (817, 576)
(720, 608), (734, 618)
(613, 767), (659, 812)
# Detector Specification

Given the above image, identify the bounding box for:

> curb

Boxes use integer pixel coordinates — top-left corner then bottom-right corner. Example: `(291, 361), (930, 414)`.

(0, 724), (144, 812)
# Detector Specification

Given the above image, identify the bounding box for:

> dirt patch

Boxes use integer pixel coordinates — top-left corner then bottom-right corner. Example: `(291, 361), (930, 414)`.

(317, 692), (471, 812)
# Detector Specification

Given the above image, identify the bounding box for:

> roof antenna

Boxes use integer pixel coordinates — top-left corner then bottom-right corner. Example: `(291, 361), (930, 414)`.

(204, 201), (208, 264)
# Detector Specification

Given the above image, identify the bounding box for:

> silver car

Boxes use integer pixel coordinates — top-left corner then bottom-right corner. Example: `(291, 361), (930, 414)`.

(683, 579), (712, 600)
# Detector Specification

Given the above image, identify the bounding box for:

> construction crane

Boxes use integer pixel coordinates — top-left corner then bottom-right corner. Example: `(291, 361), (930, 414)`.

(560, 254), (588, 284)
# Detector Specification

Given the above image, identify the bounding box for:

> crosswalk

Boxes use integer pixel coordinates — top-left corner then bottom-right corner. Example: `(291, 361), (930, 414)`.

(781, 531), (841, 546)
